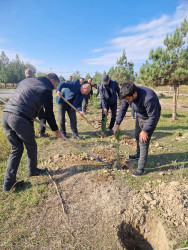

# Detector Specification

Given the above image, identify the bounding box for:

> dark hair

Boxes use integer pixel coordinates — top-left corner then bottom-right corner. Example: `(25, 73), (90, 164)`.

(47, 73), (60, 81)
(120, 82), (137, 99)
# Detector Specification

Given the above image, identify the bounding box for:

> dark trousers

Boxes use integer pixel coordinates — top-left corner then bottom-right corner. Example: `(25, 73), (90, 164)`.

(102, 102), (117, 130)
(135, 116), (159, 170)
(37, 107), (46, 134)
(2, 112), (37, 184)
(82, 95), (89, 112)
(57, 102), (78, 136)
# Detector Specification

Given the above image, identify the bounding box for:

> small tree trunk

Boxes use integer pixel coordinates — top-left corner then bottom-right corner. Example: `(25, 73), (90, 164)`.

(172, 85), (177, 120)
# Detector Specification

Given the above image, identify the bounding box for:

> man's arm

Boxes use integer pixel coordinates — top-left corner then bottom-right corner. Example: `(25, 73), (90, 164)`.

(116, 81), (120, 99)
(114, 100), (129, 134)
(42, 90), (59, 131)
(56, 81), (78, 92)
(142, 97), (160, 134)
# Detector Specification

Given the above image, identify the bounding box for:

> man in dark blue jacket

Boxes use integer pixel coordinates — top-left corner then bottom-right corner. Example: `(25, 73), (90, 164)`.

(56, 80), (91, 139)
(99, 74), (120, 135)
(2, 73), (62, 192)
(114, 82), (161, 177)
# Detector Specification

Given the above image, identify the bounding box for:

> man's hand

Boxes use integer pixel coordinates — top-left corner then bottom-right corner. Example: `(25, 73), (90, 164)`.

(103, 108), (108, 115)
(139, 131), (148, 143)
(55, 130), (63, 139)
(57, 91), (62, 98)
(79, 111), (84, 117)
(113, 124), (120, 135)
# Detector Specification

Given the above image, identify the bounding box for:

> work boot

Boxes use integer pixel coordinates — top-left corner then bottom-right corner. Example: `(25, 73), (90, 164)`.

(28, 167), (48, 177)
(129, 154), (140, 160)
(132, 169), (146, 177)
(3, 180), (25, 192)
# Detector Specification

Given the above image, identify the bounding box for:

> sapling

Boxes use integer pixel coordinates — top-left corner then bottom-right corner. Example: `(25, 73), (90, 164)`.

(101, 116), (107, 134)
(115, 128), (123, 168)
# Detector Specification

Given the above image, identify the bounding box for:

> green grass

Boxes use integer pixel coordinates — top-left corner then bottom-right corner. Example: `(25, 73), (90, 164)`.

(0, 94), (188, 248)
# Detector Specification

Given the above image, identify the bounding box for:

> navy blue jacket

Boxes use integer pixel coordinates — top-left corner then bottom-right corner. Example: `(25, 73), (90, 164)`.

(3, 77), (58, 131)
(116, 86), (161, 134)
(99, 80), (120, 108)
(56, 80), (86, 111)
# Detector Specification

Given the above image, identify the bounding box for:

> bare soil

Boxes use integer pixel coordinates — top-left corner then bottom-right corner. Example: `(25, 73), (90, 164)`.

(1, 98), (188, 249)
(17, 135), (186, 250)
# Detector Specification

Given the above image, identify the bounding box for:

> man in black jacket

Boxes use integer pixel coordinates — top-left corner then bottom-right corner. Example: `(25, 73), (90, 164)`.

(2, 73), (62, 192)
(114, 82), (161, 177)
(99, 74), (120, 135)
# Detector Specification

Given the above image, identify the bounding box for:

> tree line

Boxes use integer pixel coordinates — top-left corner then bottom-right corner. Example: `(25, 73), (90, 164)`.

(0, 52), (36, 84)
(0, 19), (187, 119)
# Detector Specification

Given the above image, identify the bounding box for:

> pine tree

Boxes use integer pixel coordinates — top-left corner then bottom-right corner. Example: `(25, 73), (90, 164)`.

(139, 18), (188, 120)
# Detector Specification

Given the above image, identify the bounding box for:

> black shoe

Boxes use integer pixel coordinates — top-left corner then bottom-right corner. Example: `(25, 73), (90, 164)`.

(129, 154), (140, 160)
(108, 129), (114, 136)
(3, 180), (25, 192)
(62, 133), (69, 139)
(28, 167), (48, 177)
(73, 135), (82, 140)
(132, 169), (146, 177)
(39, 133), (49, 138)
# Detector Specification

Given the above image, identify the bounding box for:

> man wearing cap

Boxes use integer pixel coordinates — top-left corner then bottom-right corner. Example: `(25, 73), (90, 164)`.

(99, 74), (120, 135)
(114, 82), (161, 177)
(56, 80), (91, 140)
(2, 73), (62, 192)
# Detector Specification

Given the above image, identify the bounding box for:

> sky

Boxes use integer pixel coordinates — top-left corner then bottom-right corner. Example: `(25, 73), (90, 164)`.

(0, 0), (188, 79)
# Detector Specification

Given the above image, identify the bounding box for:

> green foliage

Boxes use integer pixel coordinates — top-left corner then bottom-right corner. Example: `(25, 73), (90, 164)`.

(101, 116), (107, 132)
(115, 129), (122, 142)
(72, 71), (82, 80)
(139, 18), (188, 87)
(85, 73), (91, 81)
(36, 71), (46, 77)
(0, 51), (36, 83)
(59, 75), (65, 82)
(92, 71), (102, 84)
(108, 50), (137, 85)
(139, 18), (188, 119)
(91, 94), (100, 110)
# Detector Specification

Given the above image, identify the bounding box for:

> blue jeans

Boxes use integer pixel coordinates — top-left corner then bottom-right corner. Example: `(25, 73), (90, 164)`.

(2, 112), (37, 184)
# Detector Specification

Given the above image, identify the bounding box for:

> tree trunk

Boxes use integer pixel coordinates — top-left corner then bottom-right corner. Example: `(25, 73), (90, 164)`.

(172, 85), (177, 120)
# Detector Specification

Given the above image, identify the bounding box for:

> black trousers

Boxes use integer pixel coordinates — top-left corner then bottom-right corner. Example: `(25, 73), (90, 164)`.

(57, 102), (78, 136)
(82, 95), (89, 113)
(37, 107), (46, 134)
(102, 102), (117, 130)
(2, 112), (37, 184)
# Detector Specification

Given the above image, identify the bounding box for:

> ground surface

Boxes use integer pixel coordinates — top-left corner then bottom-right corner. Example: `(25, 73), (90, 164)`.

(0, 92), (188, 250)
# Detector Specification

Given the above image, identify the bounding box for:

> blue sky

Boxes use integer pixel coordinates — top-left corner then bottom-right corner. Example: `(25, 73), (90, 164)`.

(0, 0), (187, 79)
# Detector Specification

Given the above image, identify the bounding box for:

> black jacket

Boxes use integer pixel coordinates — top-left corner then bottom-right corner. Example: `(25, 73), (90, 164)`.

(116, 86), (161, 134)
(4, 77), (58, 131)
(99, 80), (120, 108)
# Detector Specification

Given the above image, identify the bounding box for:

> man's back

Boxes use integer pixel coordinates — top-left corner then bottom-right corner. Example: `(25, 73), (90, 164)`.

(4, 78), (53, 119)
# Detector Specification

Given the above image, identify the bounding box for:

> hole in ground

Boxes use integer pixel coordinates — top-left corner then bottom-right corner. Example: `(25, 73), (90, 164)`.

(118, 221), (153, 250)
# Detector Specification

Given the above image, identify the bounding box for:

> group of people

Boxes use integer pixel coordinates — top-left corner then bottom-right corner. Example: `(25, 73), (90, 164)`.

(2, 69), (161, 192)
